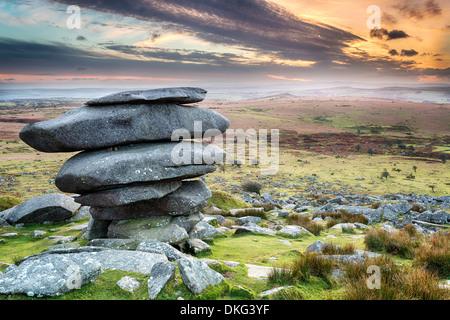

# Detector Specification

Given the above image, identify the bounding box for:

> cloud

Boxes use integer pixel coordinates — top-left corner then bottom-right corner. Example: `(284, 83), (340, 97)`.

(393, 0), (442, 20)
(382, 12), (398, 26)
(401, 49), (419, 57)
(76, 35), (87, 41)
(370, 28), (409, 40)
(53, 0), (364, 63)
(388, 49), (399, 56)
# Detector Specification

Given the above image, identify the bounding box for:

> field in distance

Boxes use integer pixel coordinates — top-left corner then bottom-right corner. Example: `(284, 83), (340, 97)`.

(0, 95), (448, 200)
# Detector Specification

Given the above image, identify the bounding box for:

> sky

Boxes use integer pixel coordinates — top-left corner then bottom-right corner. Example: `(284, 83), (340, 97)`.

(0, 0), (449, 90)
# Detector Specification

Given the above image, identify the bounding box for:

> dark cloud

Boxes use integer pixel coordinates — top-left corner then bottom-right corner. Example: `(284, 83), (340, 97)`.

(76, 35), (87, 41)
(401, 49), (419, 57)
(393, 0), (442, 20)
(382, 12), (398, 26)
(53, 0), (364, 62)
(388, 49), (399, 56)
(425, 0), (442, 16)
(0, 37), (260, 78)
(370, 28), (409, 40)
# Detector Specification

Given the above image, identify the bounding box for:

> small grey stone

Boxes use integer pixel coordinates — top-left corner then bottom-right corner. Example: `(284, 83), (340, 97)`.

(277, 225), (311, 237)
(117, 276), (140, 293)
(33, 230), (47, 238)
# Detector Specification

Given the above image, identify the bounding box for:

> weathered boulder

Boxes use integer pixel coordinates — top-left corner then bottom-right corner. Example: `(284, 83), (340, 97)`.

(86, 238), (142, 250)
(189, 221), (224, 239)
(371, 203), (413, 223)
(74, 181), (182, 207)
(0, 254), (102, 297)
(19, 247), (168, 275)
(107, 216), (189, 244)
(55, 142), (225, 193)
(414, 210), (448, 224)
(233, 222), (276, 236)
(89, 180), (211, 220)
(171, 212), (203, 234)
(277, 225), (311, 237)
(20, 103), (230, 152)
(136, 238), (188, 261)
(187, 238), (211, 254)
(177, 257), (224, 294)
(235, 216), (261, 225)
(148, 261), (176, 300)
(6, 193), (80, 225)
(86, 87), (207, 106)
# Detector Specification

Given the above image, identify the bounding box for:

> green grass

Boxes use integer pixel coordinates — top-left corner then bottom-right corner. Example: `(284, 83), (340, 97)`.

(206, 190), (250, 211)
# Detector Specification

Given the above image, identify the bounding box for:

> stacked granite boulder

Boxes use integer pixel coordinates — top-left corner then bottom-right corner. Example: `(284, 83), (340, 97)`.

(19, 87), (229, 245)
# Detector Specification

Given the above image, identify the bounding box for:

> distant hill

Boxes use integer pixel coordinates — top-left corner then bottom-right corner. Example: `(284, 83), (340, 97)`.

(1, 85), (449, 104)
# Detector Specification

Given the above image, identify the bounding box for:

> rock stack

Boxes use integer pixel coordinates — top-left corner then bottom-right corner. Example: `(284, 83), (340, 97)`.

(20, 87), (229, 245)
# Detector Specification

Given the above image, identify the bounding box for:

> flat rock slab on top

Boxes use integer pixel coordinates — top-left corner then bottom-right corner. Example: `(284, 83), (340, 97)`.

(19, 103), (230, 152)
(86, 87), (207, 106)
(55, 141), (225, 194)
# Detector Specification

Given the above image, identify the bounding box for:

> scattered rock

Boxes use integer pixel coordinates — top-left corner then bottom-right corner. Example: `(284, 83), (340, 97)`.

(277, 225), (311, 237)
(233, 222), (276, 236)
(6, 193), (80, 225)
(136, 238), (188, 261)
(177, 257), (224, 294)
(305, 240), (340, 254)
(235, 216), (261, 225)
(0, 254), (102, 297)
(187, 238), (211, 254)
(148, 261), (176, 300)
(117, 276), (140, 293)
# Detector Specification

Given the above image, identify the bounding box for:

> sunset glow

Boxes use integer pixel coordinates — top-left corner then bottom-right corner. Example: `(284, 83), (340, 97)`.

(0, 0), (448, 88)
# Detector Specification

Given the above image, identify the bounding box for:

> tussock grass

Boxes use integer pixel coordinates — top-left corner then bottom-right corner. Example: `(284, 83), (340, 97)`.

(322, 242), (355, 255)
(413, 231), (450, 278)
(342, 255), (449, 300)
(268, 253), (334, 285)
(321, 211), (368, 229)
(364, 228), (420, 259)
(286, 214), (324, 236)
